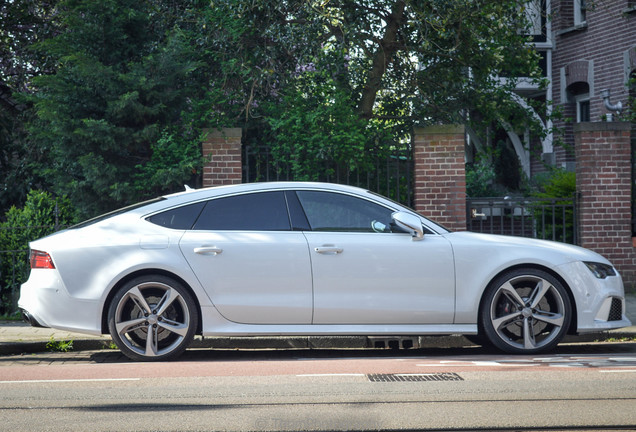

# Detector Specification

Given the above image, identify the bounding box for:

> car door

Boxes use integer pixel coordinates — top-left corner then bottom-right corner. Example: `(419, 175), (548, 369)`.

(296, 190), (455, 325)
(179, 191), (313, 324)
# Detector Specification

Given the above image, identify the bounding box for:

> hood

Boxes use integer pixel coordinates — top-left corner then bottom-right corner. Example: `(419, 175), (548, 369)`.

(443, 231), (611, 265)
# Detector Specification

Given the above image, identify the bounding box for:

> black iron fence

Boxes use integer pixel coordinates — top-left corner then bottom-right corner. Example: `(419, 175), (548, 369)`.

(243, 144), (414, 207)
(466, 195), (578, 244)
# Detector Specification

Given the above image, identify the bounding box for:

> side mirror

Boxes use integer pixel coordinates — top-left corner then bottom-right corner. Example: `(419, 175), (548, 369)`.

(392, 211), (424, 240)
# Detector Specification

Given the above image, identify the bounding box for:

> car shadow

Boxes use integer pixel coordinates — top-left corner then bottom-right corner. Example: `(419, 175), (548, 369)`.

(85, 340), (636, 364)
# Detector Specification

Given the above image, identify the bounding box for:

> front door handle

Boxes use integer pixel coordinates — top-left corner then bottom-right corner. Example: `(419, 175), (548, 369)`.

(314, 246), (343, 255)
(194, 246), (223, 256)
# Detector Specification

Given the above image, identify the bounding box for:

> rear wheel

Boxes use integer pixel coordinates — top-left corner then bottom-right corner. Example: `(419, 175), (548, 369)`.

(107, 275), (198, 361)
(481, 268), (571, 354)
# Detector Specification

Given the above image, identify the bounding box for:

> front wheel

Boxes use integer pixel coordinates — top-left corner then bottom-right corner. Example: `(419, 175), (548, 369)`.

(107, 275), (198, 361)
(481, 268), (571, 354)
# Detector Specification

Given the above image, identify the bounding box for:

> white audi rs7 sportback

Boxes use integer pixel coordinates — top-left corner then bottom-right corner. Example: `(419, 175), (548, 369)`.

(19, 182), (631, 361)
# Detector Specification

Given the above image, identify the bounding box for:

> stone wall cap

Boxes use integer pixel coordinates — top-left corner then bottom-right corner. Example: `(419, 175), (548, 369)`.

(203, 127), (243, 138)
(414, 124), (465, 135)
(573, 122), (631, 132)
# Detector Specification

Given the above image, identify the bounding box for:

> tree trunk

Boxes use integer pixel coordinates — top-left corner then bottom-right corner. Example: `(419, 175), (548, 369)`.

(357, 0), (406, 120)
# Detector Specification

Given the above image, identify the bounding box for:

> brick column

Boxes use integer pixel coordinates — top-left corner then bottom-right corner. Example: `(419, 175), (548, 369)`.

(413, 125), (466, 232)
(202, 128), (242, 187)
(575, 122), (636, 289)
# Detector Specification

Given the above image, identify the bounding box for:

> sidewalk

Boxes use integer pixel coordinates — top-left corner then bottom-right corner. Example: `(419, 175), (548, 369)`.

(1, 294), (635, 356)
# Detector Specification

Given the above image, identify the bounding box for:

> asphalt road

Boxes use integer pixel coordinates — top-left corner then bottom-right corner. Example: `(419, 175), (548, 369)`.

(1, 344), (636, 431)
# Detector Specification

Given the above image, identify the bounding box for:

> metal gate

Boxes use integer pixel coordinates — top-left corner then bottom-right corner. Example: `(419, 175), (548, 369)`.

(466, 195), (578, 244)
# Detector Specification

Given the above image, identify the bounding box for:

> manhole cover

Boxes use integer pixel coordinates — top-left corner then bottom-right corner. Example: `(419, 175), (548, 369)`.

(367, 373), (463, 382)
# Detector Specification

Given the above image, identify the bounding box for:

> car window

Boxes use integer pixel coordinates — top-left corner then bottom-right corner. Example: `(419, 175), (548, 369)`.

(147, 202), (205, 229)
(193, 191), (291, 231)
(296, 191), (394, 233)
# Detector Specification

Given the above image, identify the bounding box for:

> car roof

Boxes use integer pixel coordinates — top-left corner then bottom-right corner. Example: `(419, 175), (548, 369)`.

(163, 181), (368, 201)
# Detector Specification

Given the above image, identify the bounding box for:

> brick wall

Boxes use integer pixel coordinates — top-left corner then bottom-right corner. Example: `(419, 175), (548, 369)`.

(575, 122), (636, 289)
(413, 125), (466, 232)
(551, 0), (636, 167)
(202, 128), (242, 187)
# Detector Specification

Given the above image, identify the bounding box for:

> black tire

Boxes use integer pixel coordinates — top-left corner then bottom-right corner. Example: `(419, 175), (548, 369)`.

(107, 275), (198, 361)
(481, 268), (571, 354)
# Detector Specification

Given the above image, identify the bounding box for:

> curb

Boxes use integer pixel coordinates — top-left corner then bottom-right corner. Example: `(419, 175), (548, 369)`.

(1, 330), (634, 356)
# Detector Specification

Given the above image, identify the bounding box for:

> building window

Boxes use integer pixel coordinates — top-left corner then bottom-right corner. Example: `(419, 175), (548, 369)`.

(575, 95), (590, 122)
(574, 0), (587, 25)
(524, 0), (547, 42)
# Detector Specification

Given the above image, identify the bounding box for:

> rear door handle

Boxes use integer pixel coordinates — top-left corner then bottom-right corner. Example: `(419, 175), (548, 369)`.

(194, 246), (223, 256)
(314, 246), (343, 255)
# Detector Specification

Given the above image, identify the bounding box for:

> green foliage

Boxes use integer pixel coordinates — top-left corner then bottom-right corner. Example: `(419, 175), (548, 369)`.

(530, 169), (576, 243)
(531, 169), (576, 199)
(2, 0), (548, 218)
(46, 336), (74, 352)
(466, 158), (498, 197)
(0, 190), (76, 314)
(267, 67), (382, 181)
(25, 0), (204, 218)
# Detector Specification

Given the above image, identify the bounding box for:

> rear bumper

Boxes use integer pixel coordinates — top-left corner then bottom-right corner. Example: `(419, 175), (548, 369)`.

(18, 270), (103, 336)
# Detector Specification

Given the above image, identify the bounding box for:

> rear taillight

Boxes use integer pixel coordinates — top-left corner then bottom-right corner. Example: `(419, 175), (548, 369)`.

(30, 250), (55, 269)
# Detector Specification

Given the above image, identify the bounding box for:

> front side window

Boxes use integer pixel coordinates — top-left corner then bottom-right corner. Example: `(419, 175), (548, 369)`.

(193, 191), (291, 231)
(296, 191), (394, 233)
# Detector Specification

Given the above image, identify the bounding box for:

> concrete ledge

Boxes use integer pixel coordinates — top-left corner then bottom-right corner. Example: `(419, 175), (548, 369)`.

(573, 121), (631, 132)
(2, 330), (634, 356)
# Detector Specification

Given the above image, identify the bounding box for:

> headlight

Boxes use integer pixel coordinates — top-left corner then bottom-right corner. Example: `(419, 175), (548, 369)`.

(584, 262), (616, 279)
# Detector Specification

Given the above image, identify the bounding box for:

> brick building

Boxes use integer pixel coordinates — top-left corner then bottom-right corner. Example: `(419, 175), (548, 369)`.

(549, 0), (636, 167)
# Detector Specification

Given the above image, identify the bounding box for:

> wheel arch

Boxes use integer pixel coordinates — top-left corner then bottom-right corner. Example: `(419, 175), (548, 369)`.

(476, 263), (578, 336)
(100, 268), (203, 335)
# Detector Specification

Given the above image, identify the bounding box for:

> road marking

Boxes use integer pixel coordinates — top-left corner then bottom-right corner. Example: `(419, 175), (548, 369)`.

(416, 362), (538, 368)
(296, 374), (366, 377)
(599, 369), (636, 373)
(1, 378), (141, 384)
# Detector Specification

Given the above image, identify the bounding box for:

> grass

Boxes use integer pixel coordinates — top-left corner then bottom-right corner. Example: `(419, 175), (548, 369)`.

(46, 336), (74, 352)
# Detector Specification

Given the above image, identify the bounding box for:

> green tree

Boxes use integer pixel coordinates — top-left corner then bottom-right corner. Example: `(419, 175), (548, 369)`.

(0, 0), (60, 211)
(25, 0), (205, 217)
(15, 0), (546, 217)
(187, 0), (545, 177)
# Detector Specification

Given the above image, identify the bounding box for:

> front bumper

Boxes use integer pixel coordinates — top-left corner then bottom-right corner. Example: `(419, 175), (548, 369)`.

(559, 261), (632, 333)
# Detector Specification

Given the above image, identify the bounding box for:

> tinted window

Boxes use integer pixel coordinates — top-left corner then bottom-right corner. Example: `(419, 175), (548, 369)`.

(193, 191), (291, 231)
(71, 198), (166, 229)
(296, 191), (394, 233)
(147, 202), (205, 229)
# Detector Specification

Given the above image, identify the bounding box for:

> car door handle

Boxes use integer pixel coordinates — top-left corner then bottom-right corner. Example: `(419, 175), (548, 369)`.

(194, 247), (223, 256)
(314, 246), (343, 255)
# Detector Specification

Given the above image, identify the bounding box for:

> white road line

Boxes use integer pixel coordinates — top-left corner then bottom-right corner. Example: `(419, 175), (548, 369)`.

(416, 363), (539, 367)
(296, 373), (366, 377)
(599, 369), (636, 373)
(1, 378), (141, 384)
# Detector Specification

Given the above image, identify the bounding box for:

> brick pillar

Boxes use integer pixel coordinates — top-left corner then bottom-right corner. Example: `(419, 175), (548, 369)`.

(202, 128), (242, 187)
(575, 122), (636, 289)
(413, 125), (466, 232)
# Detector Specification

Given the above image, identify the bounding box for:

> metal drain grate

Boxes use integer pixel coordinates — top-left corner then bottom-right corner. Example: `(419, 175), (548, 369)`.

(367, 373), (463, 382)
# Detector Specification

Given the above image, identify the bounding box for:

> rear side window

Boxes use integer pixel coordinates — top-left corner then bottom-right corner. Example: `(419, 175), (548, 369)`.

(147, 202), (205, 229)
(193, 191), (291, 231)
(296, 190), (393, 232)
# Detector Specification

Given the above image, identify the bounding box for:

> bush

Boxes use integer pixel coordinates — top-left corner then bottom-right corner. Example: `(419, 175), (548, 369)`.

(0, 191), (77, 315)
(530, 169), (576, 243)
(466, 158), (498, 197)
